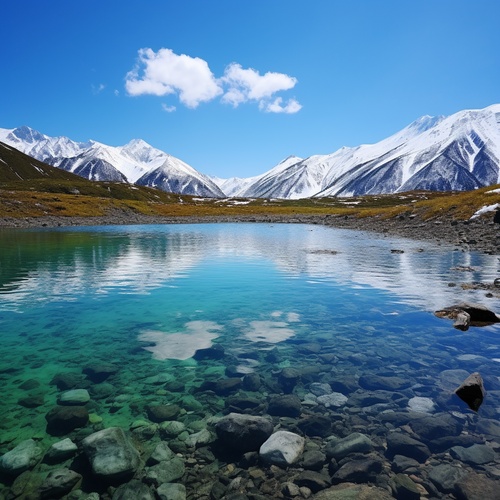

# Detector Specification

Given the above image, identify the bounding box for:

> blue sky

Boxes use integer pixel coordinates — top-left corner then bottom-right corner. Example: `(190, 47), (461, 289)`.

(2, 0), (500, 178)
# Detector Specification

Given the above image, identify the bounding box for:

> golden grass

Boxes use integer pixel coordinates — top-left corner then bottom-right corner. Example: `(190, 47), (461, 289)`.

(1, 183), (499, 222)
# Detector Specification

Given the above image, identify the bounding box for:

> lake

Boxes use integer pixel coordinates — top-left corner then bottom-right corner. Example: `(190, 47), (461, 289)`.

(1, 223), (499, 496)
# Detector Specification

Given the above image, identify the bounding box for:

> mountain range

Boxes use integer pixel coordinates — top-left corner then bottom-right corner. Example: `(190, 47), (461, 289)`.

(1, 103), (499, 199)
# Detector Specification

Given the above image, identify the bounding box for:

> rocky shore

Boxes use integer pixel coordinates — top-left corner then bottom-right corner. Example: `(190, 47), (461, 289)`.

(1, 209), (499, 255)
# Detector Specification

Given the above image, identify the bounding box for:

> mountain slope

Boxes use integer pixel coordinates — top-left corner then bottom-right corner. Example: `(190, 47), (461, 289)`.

(0, 127), (223, 197)
(0, 141), (87, 182)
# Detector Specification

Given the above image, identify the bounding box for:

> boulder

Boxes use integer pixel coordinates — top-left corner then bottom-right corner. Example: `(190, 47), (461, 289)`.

(317, 392), (348, 408)
(0, 439), (43, 476)
(428, 463), (468, 494)
(434, 303), (500, 330)
(298, 415), (331, 437)
(409, 413), (462, 442)
(58, 389), (91, 406)
(39, 468), (82, 499)
(45, 406), (89, 436)
(390, 474), (420, 500)
(44, 438), (78, 463)
(386, 432), (431, 462)
(325, 433), (374, 461)
(242, 373), (261, 391)
(259, 431), (305, 466)
(82, 427), (140, 480)
(268, 394), (302, 417)
(112, 479), (155, 500)
(144, 457), (185, 487)
(146, 404), (181, 422)
(82, 363), (119, 383)
(455, 471), (500, 500)
(215, 413), (273, 453)
(278, 367), (301, 393)
(148, 442), (175, 465)
(156, 482), (187, 500)
(455, 372), (486, 411)
(331, 457), (383, 484)
(294, 470), (331, 493)
(450, 444), (496, 465)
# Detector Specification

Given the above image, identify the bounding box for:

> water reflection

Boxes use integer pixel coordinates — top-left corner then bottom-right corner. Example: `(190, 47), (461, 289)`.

(0, 223), (499, 313)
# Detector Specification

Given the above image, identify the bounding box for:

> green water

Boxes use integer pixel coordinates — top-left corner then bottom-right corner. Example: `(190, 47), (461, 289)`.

(1, 223), (499, 453)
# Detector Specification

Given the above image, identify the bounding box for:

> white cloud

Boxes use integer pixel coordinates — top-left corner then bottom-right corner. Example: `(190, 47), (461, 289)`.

(125, 48), (301, 113)
(125, 48), (223, 108)
(262, 97), (303, 114)
(162, 103), (177, 113)
(92, 83), (106, 95)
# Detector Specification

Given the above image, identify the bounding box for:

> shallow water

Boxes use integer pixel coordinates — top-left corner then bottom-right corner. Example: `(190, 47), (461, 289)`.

(1, 223), (499, 489)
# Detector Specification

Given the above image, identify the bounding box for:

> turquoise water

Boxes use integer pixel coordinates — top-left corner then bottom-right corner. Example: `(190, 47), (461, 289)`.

(1, 223), (499, 455)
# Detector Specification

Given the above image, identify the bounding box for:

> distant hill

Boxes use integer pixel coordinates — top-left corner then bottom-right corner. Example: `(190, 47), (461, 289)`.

(0, 141), (87, 182)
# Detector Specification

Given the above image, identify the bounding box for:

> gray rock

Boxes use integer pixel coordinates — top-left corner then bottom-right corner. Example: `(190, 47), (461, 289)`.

(184, 429), (214, 448)
(455, 471), (500, 500)
(450, 444), (496, 465)
(242, 372), (261, 391)
(410, 413), (462, 442)
(302, 450), (327, 471)
(82, 427), (140, 479)
(386, 432), (431, 462)
(428, 463), (468, 494)
(311, 484), (393, 499)
(309, 382), (333, 396)
(407, 396), (435, 414)
(159, 420), (186, 438)
(331, 457), (383, 484)
(156, 482), (187, 500)
(144, 457), (185, 486)
(45, 438), (78, 463)
(58, 388), (90, 405)
(39, 468), (82, 499)
(45, 405), (89, 436)
(112, 479), (155, 500)
(147, 404), (181, 422)
(438, 369), (471, 391)
(391, 473), (420, 500)
(268, 394), (302, 417)
(325, 432), (374, 461)
(455, 372), (486, 411)
(435, 303), (500, 330)
(294, 470), (331, 493)
(148, 441), (175, 465)
(317, 392), (348, 408)
(259, 431), (305, 466)
(358, 374), (410, 391)
(0, 439), (43, 476)
(215, 413), (273, 452)
(391, 454), (420, 473)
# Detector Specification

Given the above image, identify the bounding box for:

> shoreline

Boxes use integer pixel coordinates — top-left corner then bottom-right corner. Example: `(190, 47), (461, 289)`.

(1, 211), (499, 255)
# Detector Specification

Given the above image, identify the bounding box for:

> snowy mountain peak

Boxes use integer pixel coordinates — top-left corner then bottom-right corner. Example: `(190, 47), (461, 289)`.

(9, 125), (47, 144)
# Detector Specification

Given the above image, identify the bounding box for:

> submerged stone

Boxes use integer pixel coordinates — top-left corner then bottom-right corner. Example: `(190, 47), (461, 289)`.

(331, 457), (383, 484)
(45, 438), (78, 463)
(58, 388), (90, 405)
(45, 406), (89, 436)
(215, 413), (273, 453)
(39, 468), (82, 499)
(259, 431), (305, 466)
(0, 439), (43, 476)
(450, 444), (496, 465)
(82, 427), (140, 480)
(386, 432), (431, 462)
(325, 432), (375, 461)
(82, 363), (119, 383)
(112, 479), (155, 500)
(268, 394), (301, 417)
(407, 396), (435, 414)
(428, 463), (468, 494)
(147, 404), (181, 422)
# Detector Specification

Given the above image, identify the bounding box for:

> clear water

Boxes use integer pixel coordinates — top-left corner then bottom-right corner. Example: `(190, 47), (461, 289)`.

(1, 223), (499, 460)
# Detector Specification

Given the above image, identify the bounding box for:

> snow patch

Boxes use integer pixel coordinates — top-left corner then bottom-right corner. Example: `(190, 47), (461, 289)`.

(469, 203), (500, 219)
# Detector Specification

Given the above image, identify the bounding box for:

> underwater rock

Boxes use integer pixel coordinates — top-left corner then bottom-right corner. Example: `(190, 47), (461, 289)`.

(317, 392), (348, 408)
(298, 415), (331, 437)
(331, 457), (384, 484)
(268, 394), (302, 417)
(58, 388), (90, 405)
(325, 433), (375, 461)
(455, 471), (500, 500)
(302, 450), (327, 471)
(450, 444), (496, 465)
(50, 372), (86, 390)
(159, 420), (186, 438)
(39, 468), (82, 499)
(144, 457), (185, 487)
(82, 363), (119, 383)
(428, 463), (468, 494)
(18, 379), (41, 391)
(410, 413), (462, 443)
(407, 396), (435, 414)
(82, 427), (140, 480)
(390, 473), (421, 500)
(44, 438), (78, 463)
(386, 432), (431, 462)
(148, 442), (175, 465)
(278, 367), (301, 394)
(259, 431), (305, 466)
(156, 482), (187, 500)
(215, 413), (273, 453)
(147, 404), (181, 422)
(111, 479), (155, 500)
(0, 439), (43, 476)
(45, 406), (89, 436)
(242, 372), (261, 391)
(213, 378), (243, 396)
(192, 344), (224, 360)
(358, 374), (410, 391)
(455, 372), (486, 411)
(311, 484), (393, 499)
(434, 303), (500, 330)
(18, 393), (45, 408)
(391, 454), (420, 473)
(294, 470), (331, 493)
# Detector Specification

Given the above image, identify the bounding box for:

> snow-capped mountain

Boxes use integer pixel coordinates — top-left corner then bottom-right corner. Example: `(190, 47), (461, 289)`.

(2, 104), (500, 199)
(0, 126), (223, 197)
(212, 104), (500, 198)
